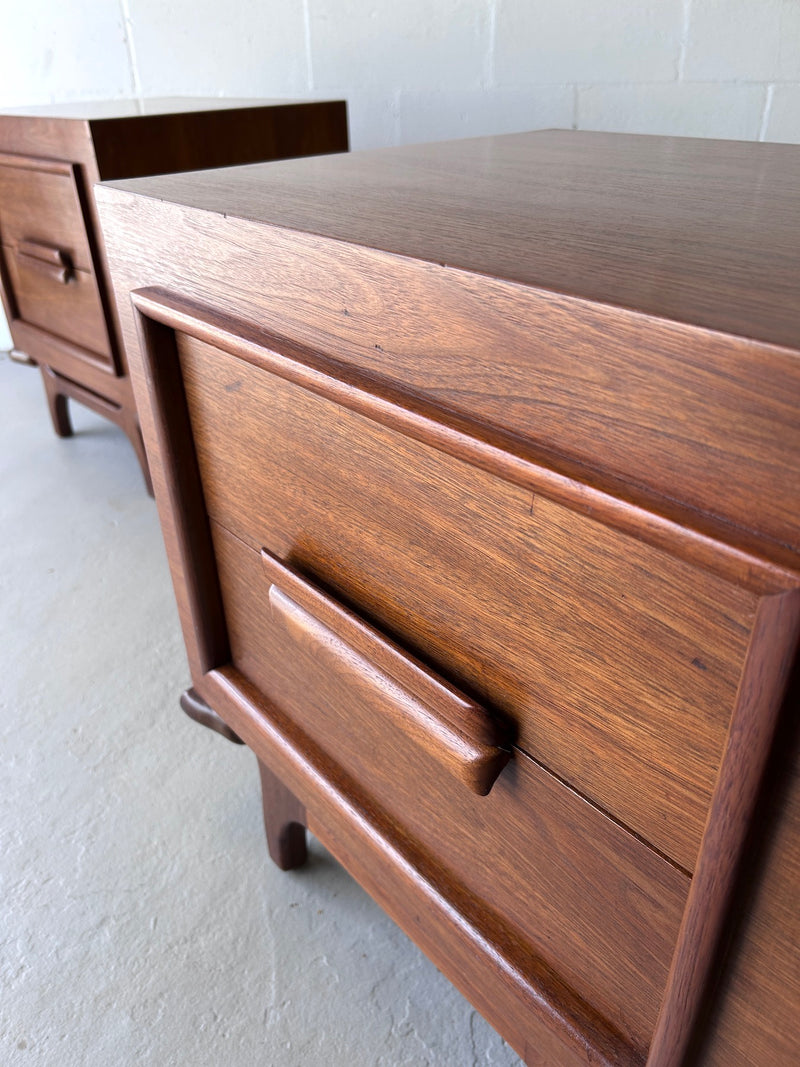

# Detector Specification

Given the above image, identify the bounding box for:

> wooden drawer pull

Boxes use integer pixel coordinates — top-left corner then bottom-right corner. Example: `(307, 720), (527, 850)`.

(18, 239), (72, 283)
(261, 548), (510, 795)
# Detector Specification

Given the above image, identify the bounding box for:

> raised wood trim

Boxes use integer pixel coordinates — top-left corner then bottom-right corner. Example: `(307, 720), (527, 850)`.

(10, 319), (119, 384)
(0, 149), (75, 176)
(130, 287), (799, 597)
(131, 310), (229, 675)
(648, 590), (800, 1065)
(201, 665), (643, 1067)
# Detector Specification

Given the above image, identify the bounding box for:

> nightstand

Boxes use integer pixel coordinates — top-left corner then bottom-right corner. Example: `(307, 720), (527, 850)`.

(96, 131), (800, 1065)
(0, 98), (348, 491)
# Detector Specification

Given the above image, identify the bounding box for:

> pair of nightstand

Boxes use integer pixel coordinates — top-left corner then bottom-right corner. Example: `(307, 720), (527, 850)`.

(0, 98), (348, 491)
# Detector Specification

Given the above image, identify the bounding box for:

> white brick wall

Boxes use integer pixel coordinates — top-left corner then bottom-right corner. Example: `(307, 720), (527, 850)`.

(0, 0), (798, 348)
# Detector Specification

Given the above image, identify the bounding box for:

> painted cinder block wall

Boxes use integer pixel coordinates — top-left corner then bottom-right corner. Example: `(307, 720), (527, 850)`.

(0, 0), (798, 349)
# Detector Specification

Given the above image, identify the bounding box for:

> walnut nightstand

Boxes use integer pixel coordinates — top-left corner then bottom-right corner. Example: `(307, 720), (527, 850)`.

(0, 98), (348, 491)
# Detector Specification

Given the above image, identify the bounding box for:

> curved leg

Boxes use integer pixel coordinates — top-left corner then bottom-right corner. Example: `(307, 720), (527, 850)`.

(41, 366), (73, 437)
(180, 686), (244, 744)
(178, 687), (307, 871)
(258, 758), (308, 871)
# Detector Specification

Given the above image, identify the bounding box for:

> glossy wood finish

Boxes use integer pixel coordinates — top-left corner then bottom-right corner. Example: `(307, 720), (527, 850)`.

(0, 153), (94, 270)
(0, 99), (348, 490)
(697, 672), (800, 1065)
(108, 131), (799, 352)
(214, 519), (690, 1054)
(261, 546), (510, 797)
(95, 131), (800, 1066)
(177, 328), (764, 873)
(6, 242), (108, 353)
(179, 686), (243, 744)
(258, 758), (308, 872)
(209, 665), (638, 1067)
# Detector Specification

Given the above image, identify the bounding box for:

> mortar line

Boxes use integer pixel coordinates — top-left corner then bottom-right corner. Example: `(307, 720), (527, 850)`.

(484, 0), (497, 89)
(759, 83), (775, 140)
(119, 0), (143, 104)
(677, 0), (692, 80)
(303, 0), (314, 91)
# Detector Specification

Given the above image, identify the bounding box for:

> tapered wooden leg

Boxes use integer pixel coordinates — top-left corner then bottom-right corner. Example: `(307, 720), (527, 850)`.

(41, 365), (73, 437)
(258, 758), (308, 871)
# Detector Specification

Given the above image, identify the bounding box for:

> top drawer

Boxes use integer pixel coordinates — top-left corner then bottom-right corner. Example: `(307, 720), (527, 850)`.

(0, 153), (94, 272)
(176, 330), (772, 874)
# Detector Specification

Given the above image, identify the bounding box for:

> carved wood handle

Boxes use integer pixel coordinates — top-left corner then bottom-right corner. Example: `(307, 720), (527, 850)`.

(261, 548), (510, 796)
(18, 239), (72, 283)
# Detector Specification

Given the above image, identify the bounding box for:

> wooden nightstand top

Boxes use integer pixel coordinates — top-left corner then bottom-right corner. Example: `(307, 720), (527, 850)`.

(104, 128), (800, 351)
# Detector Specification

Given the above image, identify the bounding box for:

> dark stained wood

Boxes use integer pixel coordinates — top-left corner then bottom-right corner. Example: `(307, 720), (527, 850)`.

(132, 288), (799, 595)
(176, 327), (763, 873)
(88, 101), (349, 182)
(257, 758), (308, 871)
(179, 685), (243, 744)
(262, 547), (510, 797)
(206, 667), (647, 1067)
(17, 239), (72, 271)
(648, 591), (800, 1065)
(96, 132), (800, 1067)
(12, 317), (126, 395)
(130, 313), (228, 677)
(41, 364), (72, 437)
(0, 99), (348, 490)
(102, 130), (800, 354)
(213, 521), (690, 1054)
(696, 667), (800, 1066)
(5, 247), (108, 355)
(97, 144), (800, 563)
(0, 153), (94, 270)
(35, 364), (154, 494)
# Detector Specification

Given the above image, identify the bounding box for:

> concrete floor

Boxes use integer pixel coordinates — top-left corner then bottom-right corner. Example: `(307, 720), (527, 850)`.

(0, 353), (522, 1067)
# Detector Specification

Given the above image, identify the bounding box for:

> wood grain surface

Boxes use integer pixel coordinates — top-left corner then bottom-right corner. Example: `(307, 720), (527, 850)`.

(95, 131), (800, 1066)
(648, 590), (800, 1065)
(98, 193), (800, 562)
(205, 666), (643, 1067)
(212, 518), (691, 1055)
(103, 130), (800, 352)
(5, 249), (107, 355)
(177, 329), (763, 873)
(0, 100), (348, 491)
(262, 547), (510, 796)
(0, 155), (93, 270)
(697, 670), (800, 1066)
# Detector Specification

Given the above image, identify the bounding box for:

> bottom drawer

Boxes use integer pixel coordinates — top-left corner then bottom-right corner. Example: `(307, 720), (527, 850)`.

(210, 520), (690, 1058)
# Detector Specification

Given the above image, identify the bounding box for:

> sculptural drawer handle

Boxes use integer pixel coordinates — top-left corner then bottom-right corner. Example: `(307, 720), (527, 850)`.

(17, 239), (73, 284)
(261, 547), (511, 796)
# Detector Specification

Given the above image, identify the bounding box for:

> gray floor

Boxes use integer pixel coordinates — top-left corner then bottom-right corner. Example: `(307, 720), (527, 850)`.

(0, 353), (522, 1066)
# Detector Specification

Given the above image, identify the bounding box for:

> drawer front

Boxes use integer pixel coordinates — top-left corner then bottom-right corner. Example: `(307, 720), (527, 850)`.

(177, 331), (759, 873)
(4, 242), (108, 356)
(0, 156), (94, 272)
(212, 519), (691, 1054)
